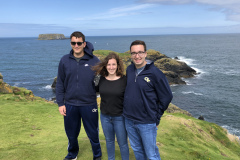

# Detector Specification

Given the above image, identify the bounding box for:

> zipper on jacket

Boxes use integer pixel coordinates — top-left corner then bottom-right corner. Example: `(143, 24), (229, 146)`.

(77, 62), (79, 88)
(135, 66), (145, 82)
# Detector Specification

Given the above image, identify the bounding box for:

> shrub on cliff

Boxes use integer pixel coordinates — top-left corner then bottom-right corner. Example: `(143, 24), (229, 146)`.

(0, 82), (13, 94)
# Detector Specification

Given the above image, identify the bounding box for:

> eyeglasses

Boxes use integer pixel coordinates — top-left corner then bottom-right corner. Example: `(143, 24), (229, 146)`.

(71, 41), (84, 46)
(130, 51), (146, 56)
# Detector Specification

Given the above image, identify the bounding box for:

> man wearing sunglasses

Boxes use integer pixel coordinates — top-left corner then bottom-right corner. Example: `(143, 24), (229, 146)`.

(56, 31), (102, 160)
(123, 40), (173, 160)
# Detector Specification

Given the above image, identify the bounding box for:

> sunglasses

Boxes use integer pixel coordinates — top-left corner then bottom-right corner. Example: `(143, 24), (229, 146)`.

(71, 41), (85, 46)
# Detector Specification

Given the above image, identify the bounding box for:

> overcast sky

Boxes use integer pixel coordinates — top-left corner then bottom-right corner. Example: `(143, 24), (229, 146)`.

(1, 0), (240, 37)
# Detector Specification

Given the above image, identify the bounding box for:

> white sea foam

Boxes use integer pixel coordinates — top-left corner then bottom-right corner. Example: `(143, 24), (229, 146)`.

(185, 80), (192, 85)
(41, 85), (52, 90)
(175, 56), (206, 75)
(22, 82), (30, 84)
(182, 91), (203, 96)
(13, 82), (20, 86)
(45, 85), (52, 89)
(192, 67), (206, 75)
(222, 125), (240, 138)
(44, 78), (55, 81)
(176, 56), (196, 66)
(181, 78), (193, 85)
(13, 82), (30, 87)
(224, 70), (240, 76)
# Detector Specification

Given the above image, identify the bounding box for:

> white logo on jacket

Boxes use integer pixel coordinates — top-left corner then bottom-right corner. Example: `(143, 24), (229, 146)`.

(85, 64), (89, 67)
(92, 108), (98, 112)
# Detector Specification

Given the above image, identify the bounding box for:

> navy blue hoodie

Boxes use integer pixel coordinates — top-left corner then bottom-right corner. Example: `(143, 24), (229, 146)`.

(56, 41), (100, 107)
(123, 62), (173, 125)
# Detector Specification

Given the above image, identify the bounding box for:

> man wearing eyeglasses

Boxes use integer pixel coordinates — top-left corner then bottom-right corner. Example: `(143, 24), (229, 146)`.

(56, 31), (102, 160)
(123, 40), (173, 160)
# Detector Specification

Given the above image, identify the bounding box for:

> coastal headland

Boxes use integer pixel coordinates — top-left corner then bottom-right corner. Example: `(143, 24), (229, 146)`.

(1, 71), (240, 159)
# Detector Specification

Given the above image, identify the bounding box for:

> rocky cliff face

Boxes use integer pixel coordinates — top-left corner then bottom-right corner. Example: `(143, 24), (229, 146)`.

(0, 73), (13, 94)
(38, 34), (66, 40)
(0, 73), (33, 96)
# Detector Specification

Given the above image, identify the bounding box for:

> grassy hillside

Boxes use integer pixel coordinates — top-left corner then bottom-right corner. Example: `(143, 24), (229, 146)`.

(0, 89), (239, 160)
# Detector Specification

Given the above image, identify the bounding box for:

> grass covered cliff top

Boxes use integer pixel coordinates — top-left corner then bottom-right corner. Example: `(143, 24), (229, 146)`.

(0, 87), (239, 160)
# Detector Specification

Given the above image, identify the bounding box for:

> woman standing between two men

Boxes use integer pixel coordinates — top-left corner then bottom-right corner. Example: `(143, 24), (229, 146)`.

(92, 53), (129, 160)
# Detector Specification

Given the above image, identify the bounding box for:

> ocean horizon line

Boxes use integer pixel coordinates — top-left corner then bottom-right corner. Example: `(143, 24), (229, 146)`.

(1, 32), (240, 38)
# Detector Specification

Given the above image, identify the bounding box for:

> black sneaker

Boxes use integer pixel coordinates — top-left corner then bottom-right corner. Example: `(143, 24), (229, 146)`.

(94, 157), (101, 160)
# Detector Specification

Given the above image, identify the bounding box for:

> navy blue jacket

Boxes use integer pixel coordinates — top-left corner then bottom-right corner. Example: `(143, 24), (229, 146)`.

(123, 62), (173, 125)
(56, 41), (100, 107)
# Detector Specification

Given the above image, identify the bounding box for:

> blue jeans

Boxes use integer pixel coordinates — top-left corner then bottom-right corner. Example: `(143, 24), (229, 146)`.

(125, 118), (161, 160)
(100, 113), (129, 160)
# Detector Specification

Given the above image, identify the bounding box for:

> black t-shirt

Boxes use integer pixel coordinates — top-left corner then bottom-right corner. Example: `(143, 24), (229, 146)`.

(97, 76), (127, 116)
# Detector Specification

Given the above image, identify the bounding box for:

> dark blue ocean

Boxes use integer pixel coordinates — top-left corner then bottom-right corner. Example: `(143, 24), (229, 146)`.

(0, 34), (239, 138)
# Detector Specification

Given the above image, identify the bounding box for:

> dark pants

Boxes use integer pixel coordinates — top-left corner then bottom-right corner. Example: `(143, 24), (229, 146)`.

(64, 103), (102, 159)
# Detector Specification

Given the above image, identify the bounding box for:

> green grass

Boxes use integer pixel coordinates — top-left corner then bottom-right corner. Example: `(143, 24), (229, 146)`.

(0, 93), (135, 160)
(0, 92), (240, 160)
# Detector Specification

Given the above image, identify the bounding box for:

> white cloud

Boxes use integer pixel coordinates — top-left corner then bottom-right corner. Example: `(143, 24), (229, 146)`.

(138, 0), (240, 22)
(196, 0), (240, 5)
(137, 0), (191, 5)
(109, 4), (154, 13)
(74, 4), (154, 21)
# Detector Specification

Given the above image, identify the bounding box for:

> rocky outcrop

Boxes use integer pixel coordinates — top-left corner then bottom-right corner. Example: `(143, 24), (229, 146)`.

(162, 71), (186, 85)
(146, 50), (196, 80)
(0, 73), (33, 96)
(0, 73), (13, 94)
(147, 50), (196, 85)
(51, 77), (57, 88)
(146, 49), (168, 61)
(0, 73), (3, 85)
(166, 103), (192, 117)
(38, 34), (66, 40)
(154, 58), (196, 78)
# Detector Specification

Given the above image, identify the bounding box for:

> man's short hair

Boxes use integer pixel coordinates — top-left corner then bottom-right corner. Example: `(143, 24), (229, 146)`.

(130, 40), (147, 51)
(70, 31), (85, 42)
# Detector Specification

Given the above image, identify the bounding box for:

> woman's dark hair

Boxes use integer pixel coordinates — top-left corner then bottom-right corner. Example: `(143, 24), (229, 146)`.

(92, 52), (124, 77)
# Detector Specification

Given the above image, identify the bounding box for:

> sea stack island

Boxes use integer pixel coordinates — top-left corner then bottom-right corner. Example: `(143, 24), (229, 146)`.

(38, 34), (67, 40)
